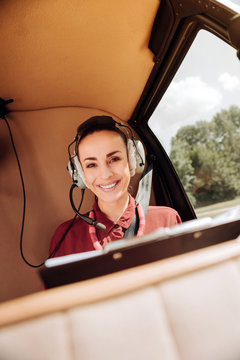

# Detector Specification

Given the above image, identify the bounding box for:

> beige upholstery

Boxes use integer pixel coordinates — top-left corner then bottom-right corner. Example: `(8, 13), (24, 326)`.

(1, 239), (240, 360)
(0, 0), (158, 120)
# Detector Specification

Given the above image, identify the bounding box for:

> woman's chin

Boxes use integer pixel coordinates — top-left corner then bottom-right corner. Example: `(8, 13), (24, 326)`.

(97, 189), (128, 204)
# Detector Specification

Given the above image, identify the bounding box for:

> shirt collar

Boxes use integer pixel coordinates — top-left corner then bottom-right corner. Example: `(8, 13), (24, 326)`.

(92, 194), (136, 233)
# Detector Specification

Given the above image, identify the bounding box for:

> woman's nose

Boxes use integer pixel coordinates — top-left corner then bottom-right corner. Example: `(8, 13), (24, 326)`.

(99, 164), (113, 179)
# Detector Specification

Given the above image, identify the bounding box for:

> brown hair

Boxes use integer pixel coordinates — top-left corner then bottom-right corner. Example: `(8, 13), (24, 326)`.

(76, 116), (128, 155)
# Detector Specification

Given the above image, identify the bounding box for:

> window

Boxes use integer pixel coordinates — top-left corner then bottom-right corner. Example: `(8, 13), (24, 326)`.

(149, 30), (240, 217)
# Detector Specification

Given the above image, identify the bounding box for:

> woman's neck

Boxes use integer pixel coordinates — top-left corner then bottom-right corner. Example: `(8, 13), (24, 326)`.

(98, 194), (129, 222)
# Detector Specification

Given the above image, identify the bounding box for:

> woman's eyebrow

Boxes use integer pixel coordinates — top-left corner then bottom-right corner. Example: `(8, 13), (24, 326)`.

(83, 156), (97, 162)
(83, 150), (122, 162)
(106, 150), (121, 157)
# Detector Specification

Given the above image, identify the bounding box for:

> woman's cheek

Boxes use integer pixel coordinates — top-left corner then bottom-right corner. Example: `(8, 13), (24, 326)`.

(84, 170), (96, 186)
(82, 169), (89, 185)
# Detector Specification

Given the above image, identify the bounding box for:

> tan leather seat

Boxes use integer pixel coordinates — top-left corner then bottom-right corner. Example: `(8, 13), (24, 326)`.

(1, 239), (240, 360)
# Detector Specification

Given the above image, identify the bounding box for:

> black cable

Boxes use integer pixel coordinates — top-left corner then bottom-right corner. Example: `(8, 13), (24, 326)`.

(48, 190), (85, 259)
(0, 112), (32, 265)
(0, 101), (83, 267)
(70, 184), (106, 230)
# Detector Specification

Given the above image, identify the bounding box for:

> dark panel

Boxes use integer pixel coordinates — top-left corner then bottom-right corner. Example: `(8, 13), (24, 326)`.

(40, 218), (240, 289)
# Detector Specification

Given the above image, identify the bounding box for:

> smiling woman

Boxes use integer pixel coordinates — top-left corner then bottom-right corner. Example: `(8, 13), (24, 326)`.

(49, 116), (181, 257)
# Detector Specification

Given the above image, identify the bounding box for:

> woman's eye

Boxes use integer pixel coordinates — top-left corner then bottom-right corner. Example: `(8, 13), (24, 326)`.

(86, 163), (96, 168)
(110, 156), (120, 163)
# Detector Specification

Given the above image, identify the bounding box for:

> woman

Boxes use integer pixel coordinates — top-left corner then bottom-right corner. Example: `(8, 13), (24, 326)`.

(49, 116), (181, 257)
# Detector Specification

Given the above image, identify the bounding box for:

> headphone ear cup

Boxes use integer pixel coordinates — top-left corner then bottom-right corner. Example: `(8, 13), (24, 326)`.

(67, 156), (87, 189)
(134, 140), (145, 174)
(127, 139), (145, 176)
(127, 139), (137, 176)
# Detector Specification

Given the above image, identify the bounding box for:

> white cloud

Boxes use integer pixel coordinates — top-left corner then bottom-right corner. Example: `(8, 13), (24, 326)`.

(218, 72), (240, 91)
(151, 76), (222, 126)
(149, 76), (222, 153)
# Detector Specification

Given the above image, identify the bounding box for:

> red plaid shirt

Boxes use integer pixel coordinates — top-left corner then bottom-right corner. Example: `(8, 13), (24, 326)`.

(49, 194), (181, 258)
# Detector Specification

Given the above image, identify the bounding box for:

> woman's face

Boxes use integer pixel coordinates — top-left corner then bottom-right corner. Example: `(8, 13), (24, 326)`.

(78, 130), (131, 205)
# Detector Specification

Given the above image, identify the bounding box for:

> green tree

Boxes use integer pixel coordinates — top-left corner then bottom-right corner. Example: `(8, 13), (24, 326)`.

(170, 106), (240, 206)
(170, 137), (196, 205)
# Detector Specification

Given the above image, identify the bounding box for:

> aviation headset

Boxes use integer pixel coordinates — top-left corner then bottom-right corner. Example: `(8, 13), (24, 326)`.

(67, 116), (145, 188)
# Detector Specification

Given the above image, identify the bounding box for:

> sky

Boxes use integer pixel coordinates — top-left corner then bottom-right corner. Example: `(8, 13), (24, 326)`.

(221, 0), (240, 12)
(149, 0), (240, 153)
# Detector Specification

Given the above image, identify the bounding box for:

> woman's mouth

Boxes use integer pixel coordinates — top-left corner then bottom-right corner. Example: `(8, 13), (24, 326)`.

(98, 181), (119, 190)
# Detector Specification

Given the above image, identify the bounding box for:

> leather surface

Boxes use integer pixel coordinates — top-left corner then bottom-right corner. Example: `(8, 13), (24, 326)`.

(0, 240), (240, 360)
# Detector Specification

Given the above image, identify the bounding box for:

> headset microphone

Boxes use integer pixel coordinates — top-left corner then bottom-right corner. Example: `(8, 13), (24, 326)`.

(69, 184), (106, 230)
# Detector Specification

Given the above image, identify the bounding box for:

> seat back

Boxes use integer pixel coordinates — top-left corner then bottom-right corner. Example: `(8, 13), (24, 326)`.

(1, 239), (240, 360)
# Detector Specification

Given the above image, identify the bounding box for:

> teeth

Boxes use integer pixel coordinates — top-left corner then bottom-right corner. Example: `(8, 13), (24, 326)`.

(100, 182), (116, 189)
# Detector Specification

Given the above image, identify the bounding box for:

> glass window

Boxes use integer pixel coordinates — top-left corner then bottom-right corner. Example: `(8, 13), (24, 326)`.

(149, 30), (240, 217)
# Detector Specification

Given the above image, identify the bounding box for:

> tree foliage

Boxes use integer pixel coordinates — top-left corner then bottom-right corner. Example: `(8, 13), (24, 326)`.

(170, 106), (240, 207)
